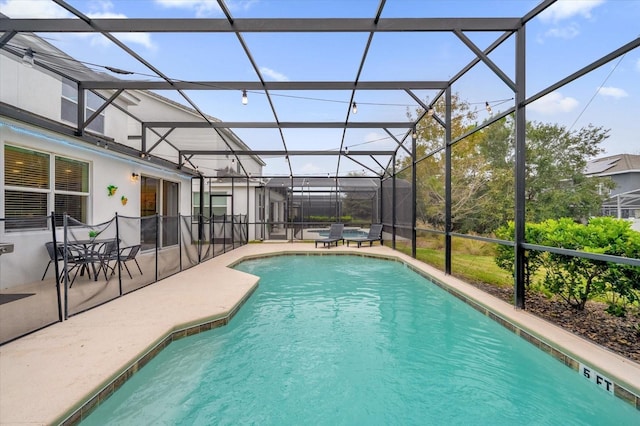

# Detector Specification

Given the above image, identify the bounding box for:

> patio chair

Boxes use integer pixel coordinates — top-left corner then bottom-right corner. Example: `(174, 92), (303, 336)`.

(101, 243), (143, 280)
(65, 243), (103, 287)
(41, 241), (64, 281)
(345, 224), (383, 248)
(314, 223), (344, 248)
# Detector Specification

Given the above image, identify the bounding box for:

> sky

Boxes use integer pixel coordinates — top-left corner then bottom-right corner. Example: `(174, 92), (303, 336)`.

(1, 0), (639, 176)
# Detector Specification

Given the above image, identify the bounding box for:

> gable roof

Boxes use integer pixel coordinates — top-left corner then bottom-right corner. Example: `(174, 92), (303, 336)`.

(585, 154), (640, 176)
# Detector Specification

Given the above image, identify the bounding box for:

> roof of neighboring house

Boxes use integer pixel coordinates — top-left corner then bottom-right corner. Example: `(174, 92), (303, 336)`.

(585, 154), (640, 176)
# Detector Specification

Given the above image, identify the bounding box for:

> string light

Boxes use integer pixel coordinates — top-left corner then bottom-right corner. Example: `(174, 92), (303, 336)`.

(351, 102), (357, 114)
(485, 101), (493, 115)
(7, 44), (514, 113)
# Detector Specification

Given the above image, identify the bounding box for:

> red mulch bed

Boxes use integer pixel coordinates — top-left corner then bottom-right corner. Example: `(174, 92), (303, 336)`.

(465, 280), (640, 364)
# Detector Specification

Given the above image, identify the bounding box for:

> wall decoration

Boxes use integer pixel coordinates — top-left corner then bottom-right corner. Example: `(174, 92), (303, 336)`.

(107, 185), (118, 197)
(121, 195), (128, 206)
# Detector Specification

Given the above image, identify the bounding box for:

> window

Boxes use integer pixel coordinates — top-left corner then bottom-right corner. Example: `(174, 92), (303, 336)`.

(211, 192), (228, 216)
(61, 77), (105, 134)
(3, 145), (89, 230)
(54, 156), (89, 226)
(192, 192), (209, 217)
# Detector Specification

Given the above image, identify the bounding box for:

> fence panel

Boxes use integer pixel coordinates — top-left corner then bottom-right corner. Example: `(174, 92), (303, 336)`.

(64, 217), (120, 316)
(158, 215), (180, 280)
(118, 215), (157, 293)
(1, 211), (248, 344)
(180, 215), (200, 270)
(0, 216), (62, 344)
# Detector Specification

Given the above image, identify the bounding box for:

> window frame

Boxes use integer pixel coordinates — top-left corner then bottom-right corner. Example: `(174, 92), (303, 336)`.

(60, 77), (105, 134)
(3, 144), (91, 231)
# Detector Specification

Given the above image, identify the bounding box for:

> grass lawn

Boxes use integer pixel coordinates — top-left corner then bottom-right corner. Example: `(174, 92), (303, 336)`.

(396, 245), (513, 287)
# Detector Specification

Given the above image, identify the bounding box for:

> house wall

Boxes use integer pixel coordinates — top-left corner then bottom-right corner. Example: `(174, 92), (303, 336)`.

(610, 172), (640, 195)
(0, 54), (60, 119)
(1, 53), (132, 145)
(0, 119), (193, 288)
(1, 49), (261, 288)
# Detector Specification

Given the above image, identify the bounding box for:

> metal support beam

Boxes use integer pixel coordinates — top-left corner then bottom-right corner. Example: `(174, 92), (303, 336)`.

(143, 121), (414, 129)
(411, 127), (417, 259)
(392, 153), (397, 250)
(514, 25), (527, 310)
(180, 150), (396, 156)
(0, 17), (523, 33)
(444, 86), (452, 275)
(454, 29), (517, 92)
(78, 80), (450, 91)
(76, 83), (85, 137)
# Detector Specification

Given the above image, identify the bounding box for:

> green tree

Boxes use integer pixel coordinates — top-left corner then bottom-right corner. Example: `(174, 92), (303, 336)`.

(484, 118), (615, 224)
(341, 171), (375, 221)
(404, 97), (615, 234)
(403, 93), (490, 232)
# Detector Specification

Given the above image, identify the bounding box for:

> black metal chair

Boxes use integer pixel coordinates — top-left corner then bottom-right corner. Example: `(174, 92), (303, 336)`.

(65, 243), (102, 287)
(100, 243), (143, 280)
(41, 241), (64, 281)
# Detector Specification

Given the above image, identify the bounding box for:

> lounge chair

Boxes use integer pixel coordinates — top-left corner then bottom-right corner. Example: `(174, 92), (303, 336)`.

(345, 224), (383, 248)
(314, 224), (344, 248)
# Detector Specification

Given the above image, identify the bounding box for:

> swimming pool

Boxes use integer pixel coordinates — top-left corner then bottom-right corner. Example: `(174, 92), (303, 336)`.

(312, 228), (368, 238)
(80, 255), (639, 425)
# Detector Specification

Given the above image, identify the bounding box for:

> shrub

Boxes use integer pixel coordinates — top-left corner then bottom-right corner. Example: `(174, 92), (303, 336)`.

(495, 217), (640, 315)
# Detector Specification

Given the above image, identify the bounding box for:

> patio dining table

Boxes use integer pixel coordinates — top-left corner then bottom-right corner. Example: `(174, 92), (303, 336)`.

(56, 239), (117, 284)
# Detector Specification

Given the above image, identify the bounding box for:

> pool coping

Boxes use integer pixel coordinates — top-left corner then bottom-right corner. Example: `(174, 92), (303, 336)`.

(57, 284), (259, 425)
(1, 244), (638, 425)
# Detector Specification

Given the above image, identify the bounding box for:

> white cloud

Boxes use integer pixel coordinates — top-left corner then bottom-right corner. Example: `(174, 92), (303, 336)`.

(539, 0), (605, 23)
(598, 86), (629, 99)
(543, 22), (580, 39)
(84, 11), (156, 50)
(528, 92), (579, 115)
(155, 0), (222, 17)
(0, 1), (156, 50)
(0, 0), (71, 17)
(260, 67), (289, 82)
(155, 0), (256, 16)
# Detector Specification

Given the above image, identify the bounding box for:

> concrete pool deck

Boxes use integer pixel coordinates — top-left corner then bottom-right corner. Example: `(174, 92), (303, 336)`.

(1, 243), (639, 424)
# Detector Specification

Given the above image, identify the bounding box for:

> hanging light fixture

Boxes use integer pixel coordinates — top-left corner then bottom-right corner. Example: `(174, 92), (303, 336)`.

(485, 101), (493, 115)
(427, 106), (435, 116)
(242, 90), (248, 105)
(22, 48), (34, 67)
(412, 128), (418, 139)
(351, 102), (357, 114)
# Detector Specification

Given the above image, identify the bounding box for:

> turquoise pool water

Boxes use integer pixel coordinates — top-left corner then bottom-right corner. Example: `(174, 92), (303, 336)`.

(81, 255), (639, 425)
(315, 228), (368, 238)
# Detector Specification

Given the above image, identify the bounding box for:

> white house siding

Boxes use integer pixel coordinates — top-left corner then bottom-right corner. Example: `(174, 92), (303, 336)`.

(0, 118), (193, 288)
(0, 54), (60, 119)
(1, 43), (262, 289)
